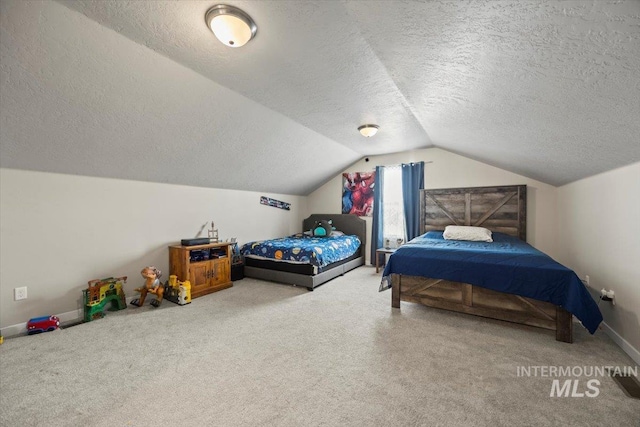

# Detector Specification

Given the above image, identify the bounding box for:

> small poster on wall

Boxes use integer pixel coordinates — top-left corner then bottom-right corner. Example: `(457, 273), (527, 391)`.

(260, 196), (291, 210)
(342, 172), (375, 217)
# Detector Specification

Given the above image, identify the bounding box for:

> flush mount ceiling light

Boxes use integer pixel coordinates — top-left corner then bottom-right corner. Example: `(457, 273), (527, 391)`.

(358, 124), (380, 138)
(205, 4), (257, 48)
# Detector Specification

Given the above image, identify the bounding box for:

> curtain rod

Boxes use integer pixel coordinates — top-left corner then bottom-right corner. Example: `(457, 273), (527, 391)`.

(367, 160), (433, 169)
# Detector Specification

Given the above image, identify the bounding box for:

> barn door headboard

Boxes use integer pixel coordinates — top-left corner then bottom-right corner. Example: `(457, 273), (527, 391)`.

(420, 185), (527, 241)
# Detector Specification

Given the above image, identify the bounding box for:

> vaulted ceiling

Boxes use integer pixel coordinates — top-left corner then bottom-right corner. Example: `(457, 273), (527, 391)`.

(1, 0), (639, 195)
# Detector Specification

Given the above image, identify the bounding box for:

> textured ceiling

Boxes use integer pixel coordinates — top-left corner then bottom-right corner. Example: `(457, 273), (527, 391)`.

(1, 0), (639, 195)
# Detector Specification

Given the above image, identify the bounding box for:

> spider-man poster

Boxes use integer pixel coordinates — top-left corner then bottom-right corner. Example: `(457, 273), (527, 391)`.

(342, 172), (375, 217)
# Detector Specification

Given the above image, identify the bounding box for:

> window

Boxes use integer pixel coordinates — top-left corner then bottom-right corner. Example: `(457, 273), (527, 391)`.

(382, 166), (405, 247)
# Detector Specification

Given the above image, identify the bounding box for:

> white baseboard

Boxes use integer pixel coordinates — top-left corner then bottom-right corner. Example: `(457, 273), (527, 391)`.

(1, 296), (136, 338)
(1, 322), (27, 338)
(0, 307), (83, 338)
(600, 321), (640, 366)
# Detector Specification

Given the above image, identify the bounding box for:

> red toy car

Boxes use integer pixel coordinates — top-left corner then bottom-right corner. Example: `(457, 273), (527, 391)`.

(27, 315), (60, 335)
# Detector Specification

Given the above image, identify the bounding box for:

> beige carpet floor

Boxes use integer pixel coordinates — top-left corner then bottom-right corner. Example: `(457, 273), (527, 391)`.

(0, 266), (638, 426)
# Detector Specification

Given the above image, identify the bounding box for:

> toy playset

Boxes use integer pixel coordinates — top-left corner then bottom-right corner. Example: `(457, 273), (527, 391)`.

(83, 276), (127, 322)
(20, 264), (194, 339)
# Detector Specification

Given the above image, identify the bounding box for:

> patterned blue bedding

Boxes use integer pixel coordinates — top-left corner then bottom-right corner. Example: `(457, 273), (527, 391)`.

(381, 231), (602, 334)
(241, 234), (361, 268)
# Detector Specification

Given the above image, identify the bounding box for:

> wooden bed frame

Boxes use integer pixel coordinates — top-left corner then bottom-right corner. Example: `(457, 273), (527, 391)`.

(391, 185), (573, 343)
(244, 214), (366, 291)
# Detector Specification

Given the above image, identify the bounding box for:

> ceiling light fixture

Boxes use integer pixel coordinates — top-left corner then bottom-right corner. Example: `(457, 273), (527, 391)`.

(358, 124), (380, 138)
(205, 4), (257, 48)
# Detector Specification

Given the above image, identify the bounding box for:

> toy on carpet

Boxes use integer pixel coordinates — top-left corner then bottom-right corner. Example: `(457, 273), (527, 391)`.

(27, 315), (60, 334)
(83, 276), (127, 322)
(130, 266), (164, 308)
(163, 274), (192, 306)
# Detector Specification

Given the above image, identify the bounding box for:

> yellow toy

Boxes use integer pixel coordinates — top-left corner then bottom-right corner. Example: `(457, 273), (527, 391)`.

(130, 266), (164, 308)
(164, 275), (192, 306)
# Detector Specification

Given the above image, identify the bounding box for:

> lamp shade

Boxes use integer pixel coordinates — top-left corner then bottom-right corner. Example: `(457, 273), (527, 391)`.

(358, 124), (380, 137)
(206, 5), (257, 48)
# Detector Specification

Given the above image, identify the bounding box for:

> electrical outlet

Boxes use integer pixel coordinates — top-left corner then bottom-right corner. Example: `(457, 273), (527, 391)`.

(14, 287), (27, 301)
(585, 275), (590, 285)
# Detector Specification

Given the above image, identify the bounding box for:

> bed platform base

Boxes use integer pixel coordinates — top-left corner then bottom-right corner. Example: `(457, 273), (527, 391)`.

(389, 185), (575, 343)
(391, 274), (573, 343)
(245, 256), (364, 291)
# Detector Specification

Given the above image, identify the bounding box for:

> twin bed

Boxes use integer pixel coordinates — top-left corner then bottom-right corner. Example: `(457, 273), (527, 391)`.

(381, 185), (602, 343)
(241, 214), (366, 291)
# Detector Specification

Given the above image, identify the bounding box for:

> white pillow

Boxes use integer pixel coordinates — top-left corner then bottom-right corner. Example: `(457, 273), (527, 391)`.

(443, 225), (493, 242)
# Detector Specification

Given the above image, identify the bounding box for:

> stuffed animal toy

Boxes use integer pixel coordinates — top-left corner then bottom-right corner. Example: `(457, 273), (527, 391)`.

(312, 220), (334, 237)
(130, 266), (164, 308)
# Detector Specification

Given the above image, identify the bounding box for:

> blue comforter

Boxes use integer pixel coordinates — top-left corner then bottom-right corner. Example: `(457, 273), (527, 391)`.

(241, 234), (361, 268)
(381, 231), (602, 334)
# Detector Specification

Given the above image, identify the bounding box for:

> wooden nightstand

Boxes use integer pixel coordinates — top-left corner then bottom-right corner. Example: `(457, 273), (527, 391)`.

(376, 248), (397, 273)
